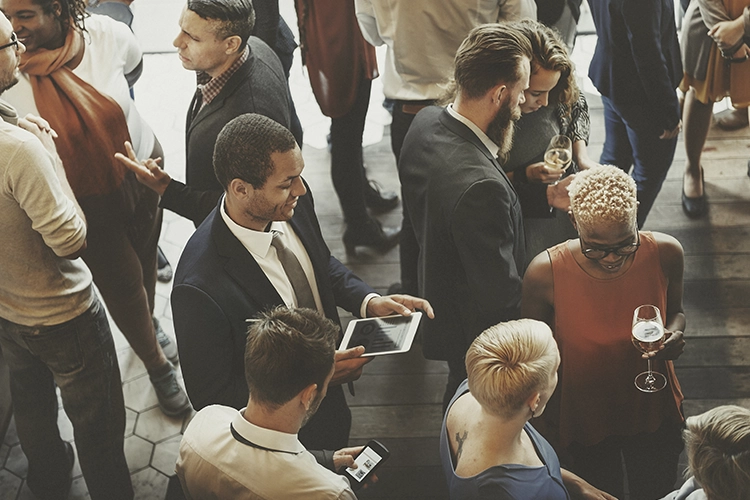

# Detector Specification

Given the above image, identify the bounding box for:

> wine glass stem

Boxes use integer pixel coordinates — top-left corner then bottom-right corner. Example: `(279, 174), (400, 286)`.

(647, 357), (653, 375)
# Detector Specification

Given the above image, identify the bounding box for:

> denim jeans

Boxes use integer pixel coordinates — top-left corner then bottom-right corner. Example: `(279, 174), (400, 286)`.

(600, 96), (679, 228)
(0, 299), (133, 499)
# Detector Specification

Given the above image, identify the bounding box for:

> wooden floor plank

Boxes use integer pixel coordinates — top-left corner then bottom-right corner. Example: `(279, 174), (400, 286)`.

(675, 337), (750, 367)
(349, 405), (444, 439)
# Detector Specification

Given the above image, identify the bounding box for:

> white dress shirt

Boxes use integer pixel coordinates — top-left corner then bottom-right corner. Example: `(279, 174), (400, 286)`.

(177, 405), (357, 499)
(446, 104), (500, 157)
(220, 196), (377, 318)
(355, 0), (537, 100)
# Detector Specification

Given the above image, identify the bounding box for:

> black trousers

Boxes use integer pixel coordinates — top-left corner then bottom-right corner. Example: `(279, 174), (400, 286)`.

(563, 420), (684, 500)
(391, 100), (432, 295)
(330, 75), (372, 225)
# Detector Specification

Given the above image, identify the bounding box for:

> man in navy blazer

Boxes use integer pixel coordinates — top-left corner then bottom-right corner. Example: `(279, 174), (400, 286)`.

(588, 0), (683, 228)
(171, 114), (433, 451)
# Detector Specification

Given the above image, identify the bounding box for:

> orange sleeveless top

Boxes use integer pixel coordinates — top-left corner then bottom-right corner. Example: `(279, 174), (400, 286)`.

(535, 232), (684, 449)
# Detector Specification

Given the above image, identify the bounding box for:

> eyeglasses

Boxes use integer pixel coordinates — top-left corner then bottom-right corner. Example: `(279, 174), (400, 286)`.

(0, 33), (19, 52)
(580, 231), (640, 260)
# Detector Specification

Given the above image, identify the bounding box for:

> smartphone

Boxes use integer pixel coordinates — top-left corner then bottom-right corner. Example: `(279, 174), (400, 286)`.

(340, 440), (390, 490)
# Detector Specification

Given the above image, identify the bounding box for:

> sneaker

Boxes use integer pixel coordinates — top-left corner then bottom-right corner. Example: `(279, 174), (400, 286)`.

(157, 263), (173, 283)
(154, 317), (179, 365)
(149, 363), (191, 417)
(157, 246), (173, 283)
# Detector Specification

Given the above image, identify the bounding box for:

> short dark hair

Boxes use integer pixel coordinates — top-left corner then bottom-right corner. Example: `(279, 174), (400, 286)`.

(244, 307), (338, 409)
(454, 23), (533, 100)
(32, 0), (88, 34)
(187, 0), (255, 48)
(213, 113), (297, 189)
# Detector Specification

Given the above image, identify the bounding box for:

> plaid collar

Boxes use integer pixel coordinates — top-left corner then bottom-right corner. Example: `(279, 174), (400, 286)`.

(196, 45), (249, 110)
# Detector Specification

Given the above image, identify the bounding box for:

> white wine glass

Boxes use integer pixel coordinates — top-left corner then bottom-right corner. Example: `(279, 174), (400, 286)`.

(543, 135), (572, 184)
(632, 305), (668, 393)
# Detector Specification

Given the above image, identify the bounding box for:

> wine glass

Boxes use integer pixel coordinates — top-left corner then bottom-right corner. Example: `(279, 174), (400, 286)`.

(543, 135), (572, 183)
(631, 305), (668, 393)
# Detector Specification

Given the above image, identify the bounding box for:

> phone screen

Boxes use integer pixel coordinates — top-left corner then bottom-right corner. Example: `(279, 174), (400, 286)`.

(345, 446), (383, 483)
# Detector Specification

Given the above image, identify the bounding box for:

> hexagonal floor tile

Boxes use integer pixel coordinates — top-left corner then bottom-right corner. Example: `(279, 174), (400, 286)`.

(125, 408), (137, 437)
(56, 408), (73, 442)
(117, 347), (148, 383)
(130, 467), (169, 499)
(4, 444), (27, 478)
(151, 435), (181, 476)
(124, 435), (153, 473)
(0, 469), (22, 499)
(122, 374), (159, 413)
(134, 407), (184, 443)
(3, 418), (18, 447)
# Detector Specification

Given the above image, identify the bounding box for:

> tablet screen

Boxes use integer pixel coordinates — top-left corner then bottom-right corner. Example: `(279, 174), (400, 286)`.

(341, 313), (421, 356)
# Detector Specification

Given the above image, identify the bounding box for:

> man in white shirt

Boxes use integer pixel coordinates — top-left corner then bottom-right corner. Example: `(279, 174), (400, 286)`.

(355, 0), (537, 296)
(177, 307), (364, 499)
(159, 113), (433, 451)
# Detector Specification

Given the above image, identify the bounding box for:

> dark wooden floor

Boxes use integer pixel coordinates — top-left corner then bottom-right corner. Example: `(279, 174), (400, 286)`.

(299, 90), (750, 499)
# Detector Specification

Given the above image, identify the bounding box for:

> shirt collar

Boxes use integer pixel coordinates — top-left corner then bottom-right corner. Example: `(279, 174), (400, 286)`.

(196, 45), (250, 104)
(232, 409), (306, 455)
(446, 103), (500, 157)
(219, 194), (286, 258)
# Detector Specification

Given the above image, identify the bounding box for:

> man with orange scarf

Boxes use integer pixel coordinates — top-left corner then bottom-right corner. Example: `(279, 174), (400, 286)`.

(0, 0), (190, 416)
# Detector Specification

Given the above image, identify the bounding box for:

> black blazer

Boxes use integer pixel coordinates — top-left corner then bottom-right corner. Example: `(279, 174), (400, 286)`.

(171, 190), (375, 413)
(160, 37), (292, 226)
(400, 107), (548, 362)
(588, 0), (682, 131)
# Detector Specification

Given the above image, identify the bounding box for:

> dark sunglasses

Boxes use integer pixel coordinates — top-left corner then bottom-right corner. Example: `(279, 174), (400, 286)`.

(0, 33), (19, 52)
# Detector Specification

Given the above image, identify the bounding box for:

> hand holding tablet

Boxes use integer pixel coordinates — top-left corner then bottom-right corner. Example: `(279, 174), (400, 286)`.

(339, 312), (423, 357)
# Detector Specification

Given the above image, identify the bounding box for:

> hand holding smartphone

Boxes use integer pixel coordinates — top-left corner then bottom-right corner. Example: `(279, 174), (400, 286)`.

(339, 440), (389, 491)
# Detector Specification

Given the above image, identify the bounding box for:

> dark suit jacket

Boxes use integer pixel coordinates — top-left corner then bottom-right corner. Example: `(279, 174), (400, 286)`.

(400, 107), (549, 362)
(588, 0), (682, 131)
(171, 189), (374, 448)
(160, 37), (292, 226)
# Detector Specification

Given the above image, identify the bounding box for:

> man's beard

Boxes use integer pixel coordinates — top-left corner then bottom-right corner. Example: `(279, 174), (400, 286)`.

(486, 99), (521, 159)
(300, 390), (325, 428)
(0, 73), (19, 95)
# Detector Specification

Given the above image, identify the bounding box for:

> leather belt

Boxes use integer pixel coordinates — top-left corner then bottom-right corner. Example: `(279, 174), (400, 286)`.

(397, 100), (434, 115)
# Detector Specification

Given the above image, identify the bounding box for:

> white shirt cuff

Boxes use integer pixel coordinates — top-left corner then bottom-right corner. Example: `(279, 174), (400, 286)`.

(360, 293), (380, 318)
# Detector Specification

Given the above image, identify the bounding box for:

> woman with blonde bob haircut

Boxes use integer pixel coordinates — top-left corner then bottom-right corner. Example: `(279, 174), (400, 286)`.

(440, 319), (615, 499)
(662, 405), (750, 500)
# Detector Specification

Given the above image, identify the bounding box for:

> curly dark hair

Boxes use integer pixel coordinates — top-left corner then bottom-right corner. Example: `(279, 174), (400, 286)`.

(513, 19), (579, 109)
(33, 0), (89, 34)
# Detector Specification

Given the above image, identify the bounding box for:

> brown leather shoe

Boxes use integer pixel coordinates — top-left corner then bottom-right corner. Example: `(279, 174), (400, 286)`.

(714, 108), (749, 131)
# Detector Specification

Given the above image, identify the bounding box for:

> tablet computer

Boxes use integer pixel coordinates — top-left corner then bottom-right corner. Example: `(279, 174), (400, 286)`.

(339, 312), (422, 357)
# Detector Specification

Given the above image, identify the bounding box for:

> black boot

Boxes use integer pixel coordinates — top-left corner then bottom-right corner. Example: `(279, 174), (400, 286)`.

(343, 218), (400, 256)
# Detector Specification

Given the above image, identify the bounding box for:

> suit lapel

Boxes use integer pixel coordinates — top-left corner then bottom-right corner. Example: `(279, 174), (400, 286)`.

(210, 205), (284, 312)
(438, 109), (517, 193)
(187, 57), (252, 136)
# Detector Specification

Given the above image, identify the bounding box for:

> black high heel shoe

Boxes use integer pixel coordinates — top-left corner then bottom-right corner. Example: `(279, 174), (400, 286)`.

(343, 218), (400, 256)
(364, 181), (399, 213)
(681, 168), (707, 218)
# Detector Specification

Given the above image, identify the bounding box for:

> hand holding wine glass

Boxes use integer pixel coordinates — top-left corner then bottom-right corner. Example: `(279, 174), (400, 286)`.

(631, 305), (668, 393)
(543, 135), (573, 184)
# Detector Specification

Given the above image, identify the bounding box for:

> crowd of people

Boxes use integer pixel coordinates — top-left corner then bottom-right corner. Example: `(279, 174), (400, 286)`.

(0, 0), (749, 498)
